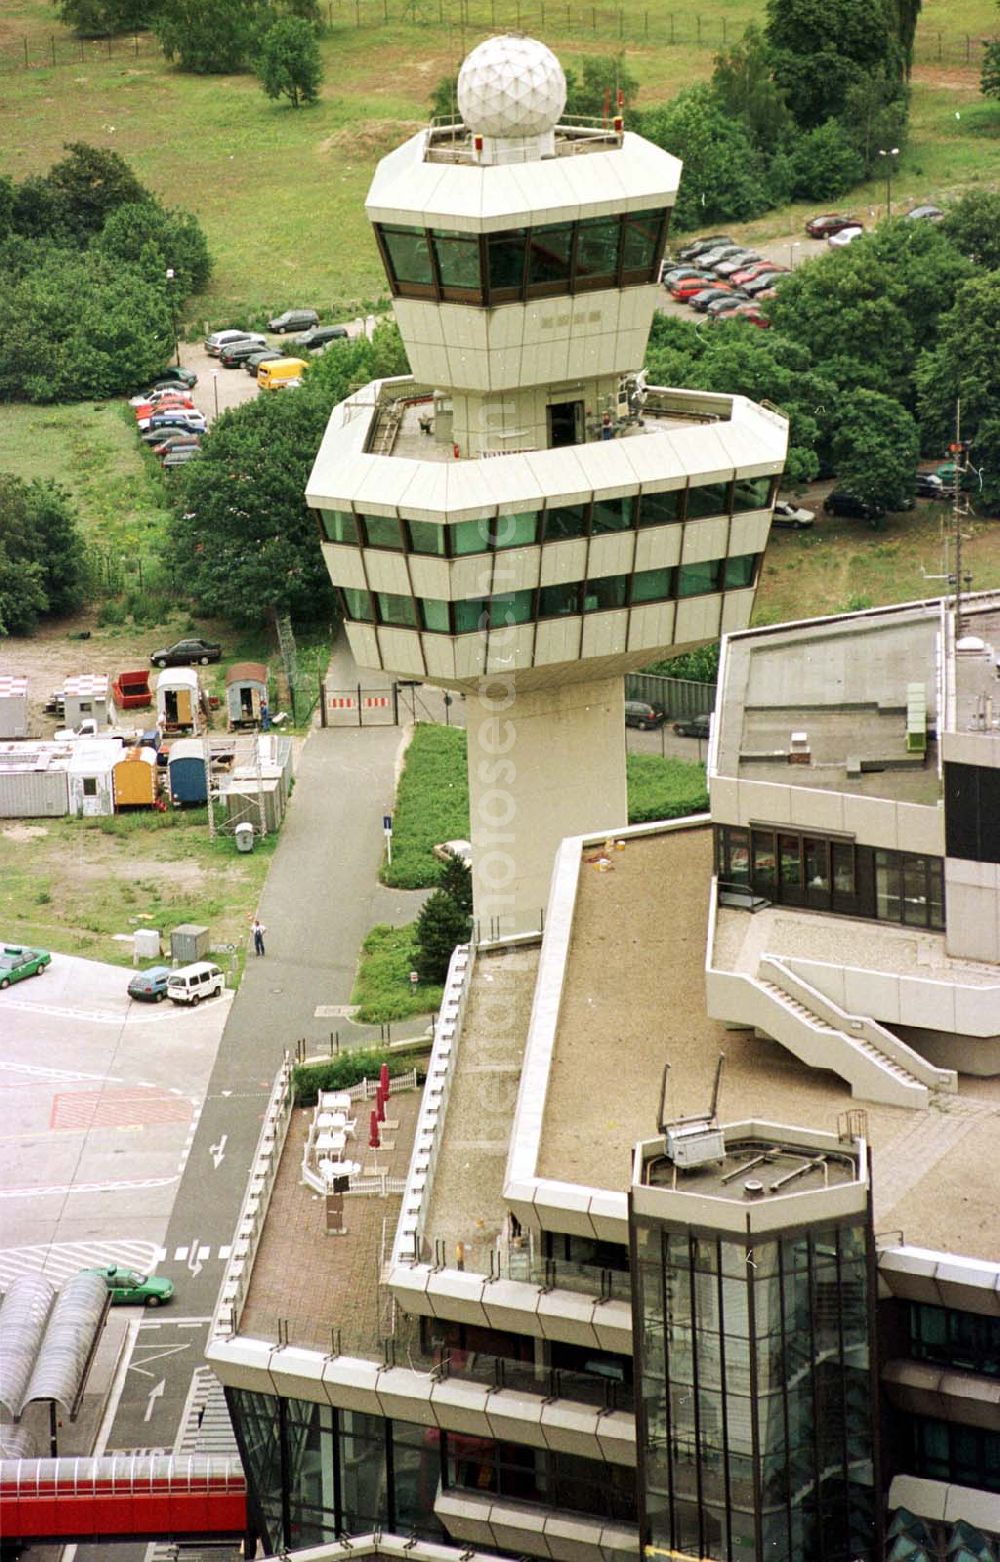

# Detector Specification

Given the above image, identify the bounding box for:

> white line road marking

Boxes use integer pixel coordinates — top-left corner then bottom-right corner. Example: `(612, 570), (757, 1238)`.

(128, 1342), (191, 1377)
(209, 1133), (227, 1169)
(0, 1240), (161, 1288)
(218, 1244), (232, 1260)
(186, 1236), (205, 1277)
(0, 1175), (177, 1200)
(144, 1379), (166, 1421)
(174, 1246), (189, 1261)
(0, 1059), (124, 1084)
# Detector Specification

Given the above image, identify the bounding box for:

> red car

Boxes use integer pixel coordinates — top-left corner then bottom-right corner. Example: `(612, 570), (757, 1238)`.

(729, 304), (770, 328)
(134, 395), (193, 421)
(671, 275), (727, 301)
(805, 213), (859, 238)
(731, 262), (787, 286)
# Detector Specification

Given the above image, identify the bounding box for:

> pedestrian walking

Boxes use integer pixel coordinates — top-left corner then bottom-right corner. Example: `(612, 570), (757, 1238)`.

(252, 917), (266, 957)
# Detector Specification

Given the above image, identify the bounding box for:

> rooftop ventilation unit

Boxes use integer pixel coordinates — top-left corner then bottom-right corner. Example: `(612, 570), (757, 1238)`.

(658, 1053), (726, 1169)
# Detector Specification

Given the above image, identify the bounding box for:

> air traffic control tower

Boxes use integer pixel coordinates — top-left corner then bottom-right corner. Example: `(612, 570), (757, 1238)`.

(307, 35), (789, 924)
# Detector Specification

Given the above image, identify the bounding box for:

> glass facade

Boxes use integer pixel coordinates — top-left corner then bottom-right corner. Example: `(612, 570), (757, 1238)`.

(907, 1303), (1000, 1377)
(715, 826), (945, 930)
(374, 209), (669, 304)
(227, 1387), (636, 1552)
(338, 554), (760, 633)
(632, 1219), (878, 1562)
(316, 475), (776, 559)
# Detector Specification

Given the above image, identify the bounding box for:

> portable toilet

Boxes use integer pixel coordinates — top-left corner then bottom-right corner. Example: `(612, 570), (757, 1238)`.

(155, 668), (199, 732)
(64, 674), (111, 731)
(0, 676), (29, 739)
(167, 738), (208, 805)
(113, 745), (158, 809)
(67, 739), (122, 817)
(225, 663), (269, 730)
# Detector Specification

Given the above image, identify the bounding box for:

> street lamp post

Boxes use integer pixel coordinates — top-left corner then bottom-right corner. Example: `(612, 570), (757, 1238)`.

(878, 147), (899, 219)
(165, 266), (180, 367)
(788, 241), (801, 270)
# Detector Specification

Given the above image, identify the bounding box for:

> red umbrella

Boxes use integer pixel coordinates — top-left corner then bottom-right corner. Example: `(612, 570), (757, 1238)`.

(375, 1085), (386, 1124)
(379, 1063), (390, 1097)
(369, 1109), (380, 1150)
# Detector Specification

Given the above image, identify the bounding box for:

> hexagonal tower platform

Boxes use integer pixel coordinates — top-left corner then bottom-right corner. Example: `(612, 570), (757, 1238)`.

(307, 35), (789, 926)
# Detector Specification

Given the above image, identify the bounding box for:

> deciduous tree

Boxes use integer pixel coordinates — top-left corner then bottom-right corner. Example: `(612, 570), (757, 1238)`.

(154, 0), (265, 73)
(0, 477), (86, 636)
(254, 15), (323, 106)
(830, 388), (919, 514)
(643, 86), (770, 231)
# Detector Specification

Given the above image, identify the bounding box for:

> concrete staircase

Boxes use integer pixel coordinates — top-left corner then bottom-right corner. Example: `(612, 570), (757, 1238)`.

(747, 958), (957, 1110)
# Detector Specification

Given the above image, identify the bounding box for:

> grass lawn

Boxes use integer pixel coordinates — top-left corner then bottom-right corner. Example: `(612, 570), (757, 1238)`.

(0, 808), (276, 971)
(351, 923), (443, 1023)
(383, 721), (708, 889)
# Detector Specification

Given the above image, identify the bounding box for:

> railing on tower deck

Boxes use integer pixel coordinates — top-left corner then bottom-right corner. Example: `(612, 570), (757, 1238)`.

(425, 113), (625, 163)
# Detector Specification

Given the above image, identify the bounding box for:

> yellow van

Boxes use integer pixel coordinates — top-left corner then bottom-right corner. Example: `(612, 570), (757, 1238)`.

(258, 357), (308, 391)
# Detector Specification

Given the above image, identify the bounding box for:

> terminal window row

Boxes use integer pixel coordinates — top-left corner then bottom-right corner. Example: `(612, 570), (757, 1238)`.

(374, 207), (669, 304)
(903, 1414), (1000, 1494)
(907, 1302), (1000, 1378)
(338, 553), (760, 633)
(715, 825), (945, 931)
(318, 475), (776, 556)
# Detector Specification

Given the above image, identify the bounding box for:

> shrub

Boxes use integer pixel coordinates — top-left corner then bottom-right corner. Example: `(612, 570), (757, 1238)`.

(413, 889), (470, 985)
(292, 1048), (425, 1107)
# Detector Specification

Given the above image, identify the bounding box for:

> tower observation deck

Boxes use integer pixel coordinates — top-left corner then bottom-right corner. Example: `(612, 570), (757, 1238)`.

(307, 35), (789, 923)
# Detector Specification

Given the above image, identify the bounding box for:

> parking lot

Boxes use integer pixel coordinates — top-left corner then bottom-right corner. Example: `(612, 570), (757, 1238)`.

(0, 952), (230, 1287)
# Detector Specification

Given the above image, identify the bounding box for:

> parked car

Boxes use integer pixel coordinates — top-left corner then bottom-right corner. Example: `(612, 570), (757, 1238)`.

(129, 386), (195, 409)
(244, 349), (284, 377)
(732, 262), (783, 286)
(705, 293), (751, 316)
(127, 966), (171, 1003)
(218, 334), (269, 367)
(205, 328), (258, 356)
(662, 267), (710, 287)
(828, 225), (865, 247)
(772, 500), (816, 530)
(673, 713), (711, 739)
(671, 276), (726, 301)
(145, 410), (207, 433)
(0, 944), (51, 989)
(727, 306), (770, 328)
(676, 235), (733, 261)
(625, 700), (663, 730)
(267, 307), (319, 334)
(689, 285), (737, 310)
(906, 204), (944, 222)
(294, 325), (349, 350)
(150, 638), (221, 668)
(743, 272), (788, 296)
(162, 446), (203, 468)
(148, 433), (201, 454)
(915, 471), (946, 499)
(167, 961), (225, 1004)
(150, 365), (197, 388)
(805, 213), (859, 238)
(936, 462), (980, 492)
(823, 490), (882, 525)
(88, 1265), (174, 1307)
(715, 254), (760, 277)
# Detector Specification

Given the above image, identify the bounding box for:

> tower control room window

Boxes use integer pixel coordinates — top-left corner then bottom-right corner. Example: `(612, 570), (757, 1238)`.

(432, 229), (481, 298)
(574, 216), (622, 290)
(487, 229), (527, 301)
(526, 223), (573, 292)
(379, 226), (434, 292)
(360, 514), (404, 550)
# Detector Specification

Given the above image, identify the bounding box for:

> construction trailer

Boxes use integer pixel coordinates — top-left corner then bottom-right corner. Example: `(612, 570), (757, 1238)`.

(63, 674), (113, 730)
(67, 740), (122, 818)
(155, 668), (199, 732)
(112, 746), (158, 809)
(0, 744), (71, 818)
(167, 739), (208, 806)
(225, 663), (269, 730)
(0, 677), (29, 740)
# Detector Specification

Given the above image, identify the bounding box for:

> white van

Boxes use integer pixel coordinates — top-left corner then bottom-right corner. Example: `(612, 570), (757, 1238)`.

(166, 962), (224, 1005)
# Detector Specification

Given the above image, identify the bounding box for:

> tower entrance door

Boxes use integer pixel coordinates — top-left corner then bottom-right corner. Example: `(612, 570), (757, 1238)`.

(547, 399), (584, 447)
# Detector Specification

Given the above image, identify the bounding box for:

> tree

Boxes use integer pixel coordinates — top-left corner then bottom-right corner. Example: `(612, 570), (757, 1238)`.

(841, 68), (909, 176)
(915, 273), (1000, 456)
(711, 25), (793, 154)
(154, 0), (265, 73)
(941, 190), (1000, 272)
(830, 388), (919, 514)
(982, 13), (1000, 100)
(97, 201), (212, 295)
(53, 0), (146, 35)
(765, 0), (905, 128)
(254, 15), (323, 107)
(438, 851), (472, 912)
(643, 86), (770, 232)
(413, 889), (469, 983)
(788, 118), (865, 200)
(46, 142), (148, 239)
(0, 476), (86, 635)
(565, 53), (639, 117)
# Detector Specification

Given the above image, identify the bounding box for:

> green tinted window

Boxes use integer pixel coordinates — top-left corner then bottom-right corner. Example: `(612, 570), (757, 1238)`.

(318, 509), (356, 544)
(381, 226), (433, 286)
(622, 208), (663, 273)
(488, 230), (526, 293)
(539, 582), (580, 616)
(421, 598), (451, 632)
(687, 482), (731, 520)
(544, 504), (589, 540)
(454, 598), (488, 634)
(489, 589), (534, 625)
(361, 514), (403, 550)
(494, 511), (539, 548)
(678, 561), (722, 597)
(407, 519), (447, 556)
(452, 518), (491, 556)
(342, 588), (374, 621)
(432, 230), (481, 291)
(639, 489), (683, 527)
(632, 567), (674, 603)
(575, 216), (621, 282)
(583, 574), (628, 612)
(733, 476), (773, 512)
(591, 495), (636, 534)
(724, 553), (757, 589)
(376, 592), (416, 627)
(527, 223), (573, 287)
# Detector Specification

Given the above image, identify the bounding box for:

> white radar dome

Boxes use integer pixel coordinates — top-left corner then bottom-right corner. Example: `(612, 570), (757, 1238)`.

(457, 35), (567, 139)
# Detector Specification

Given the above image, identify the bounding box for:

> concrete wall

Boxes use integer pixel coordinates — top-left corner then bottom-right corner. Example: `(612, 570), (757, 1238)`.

(466, 675), (628, 928)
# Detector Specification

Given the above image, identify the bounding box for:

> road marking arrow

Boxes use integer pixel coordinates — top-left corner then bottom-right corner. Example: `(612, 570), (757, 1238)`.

(209, 1134), (228, 1170)
(187, 1237), (204, 1278)
(144, 1379), (165, 1422)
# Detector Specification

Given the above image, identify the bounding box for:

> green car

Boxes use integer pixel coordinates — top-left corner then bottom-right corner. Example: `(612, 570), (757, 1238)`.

(89, 1266), (175, 1307)
(936, 463), (980, 492)
(0, 944), (52, 989)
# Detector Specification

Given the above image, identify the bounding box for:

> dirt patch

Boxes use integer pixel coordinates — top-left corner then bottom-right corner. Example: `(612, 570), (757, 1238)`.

(2, 823), (49, 842)
(319, 120), (423, 158)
